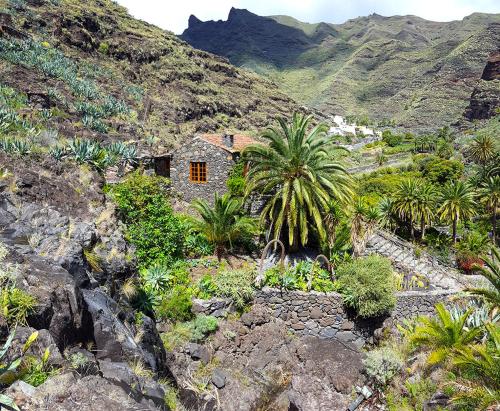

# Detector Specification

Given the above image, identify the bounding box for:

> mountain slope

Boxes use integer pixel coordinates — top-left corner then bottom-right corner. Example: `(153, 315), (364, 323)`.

(0, 0), (302, 153)
(181, 9), (500, 130)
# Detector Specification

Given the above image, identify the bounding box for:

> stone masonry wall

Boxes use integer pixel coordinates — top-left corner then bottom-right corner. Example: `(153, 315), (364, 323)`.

(170, 138), (235, 203)
(194, 287), (459, 348)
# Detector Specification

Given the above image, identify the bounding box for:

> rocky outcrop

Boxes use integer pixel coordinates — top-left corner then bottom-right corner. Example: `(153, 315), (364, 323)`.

(167, 305), (365, 411)
(0, 155), (169, 410)
(464, 51), (500, 120)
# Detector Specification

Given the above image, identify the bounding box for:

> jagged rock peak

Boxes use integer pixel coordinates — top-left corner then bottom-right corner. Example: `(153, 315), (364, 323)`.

(228, 7), (256, 21)
(188, 14), (202, 28)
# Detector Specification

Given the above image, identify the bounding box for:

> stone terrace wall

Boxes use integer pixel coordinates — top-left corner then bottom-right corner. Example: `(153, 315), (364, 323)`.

(252, 287), (458, 347)
(194, 287), (459, 348)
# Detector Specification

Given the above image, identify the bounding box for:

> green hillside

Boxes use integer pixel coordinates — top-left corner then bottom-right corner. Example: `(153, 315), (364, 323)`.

(182, 9), (500, 130)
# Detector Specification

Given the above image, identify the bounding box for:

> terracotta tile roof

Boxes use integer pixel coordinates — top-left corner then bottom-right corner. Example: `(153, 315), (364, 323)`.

(196, 133), (259, 153)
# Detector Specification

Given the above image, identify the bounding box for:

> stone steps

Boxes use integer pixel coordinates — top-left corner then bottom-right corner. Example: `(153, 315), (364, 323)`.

(365, 230), (468, 291)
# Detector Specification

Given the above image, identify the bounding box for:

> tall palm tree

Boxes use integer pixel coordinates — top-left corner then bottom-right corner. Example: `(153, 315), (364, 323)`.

(438, 181), (476, 243)
(466, 247), (500, 313)
(191, 193), (255, 260)
(410, 303), (481, 365)
(479, 176), (500, 244)
(467, 134), (496, 171)
(243, 113), (353, 250)
(416, 183), (436, 240)
(394, 178), (421, 239)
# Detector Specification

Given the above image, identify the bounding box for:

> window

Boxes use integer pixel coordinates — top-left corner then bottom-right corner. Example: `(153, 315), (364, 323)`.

(189, 162), (207, 183)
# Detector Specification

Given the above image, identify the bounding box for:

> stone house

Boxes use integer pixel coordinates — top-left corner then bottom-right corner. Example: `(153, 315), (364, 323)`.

(169, 133), (257, 203)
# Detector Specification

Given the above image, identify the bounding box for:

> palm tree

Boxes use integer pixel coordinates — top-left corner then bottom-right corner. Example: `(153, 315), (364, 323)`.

(416, 183), (436, 240)
(467, 134), (496, 171)
(410, 303), (481, 365)
(438, 181), (476, 243)
(243, 113), (353, 250)
(349, 199), (380, 257)
(394, 178), (421, 239)
(466, 247), (500, 313)
(191, 193), (255, 260)
(323, 199), (345, 252)
(378, 197), (397, 231)
(479, 176), (500, 244)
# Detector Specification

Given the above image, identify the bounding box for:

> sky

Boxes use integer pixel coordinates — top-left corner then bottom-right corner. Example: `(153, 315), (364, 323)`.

(115, 0), (500, 34)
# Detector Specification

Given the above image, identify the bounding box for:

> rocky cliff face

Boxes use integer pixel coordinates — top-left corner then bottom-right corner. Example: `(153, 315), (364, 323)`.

(464, 51), (500, 120)
(182, 9), (500, 130)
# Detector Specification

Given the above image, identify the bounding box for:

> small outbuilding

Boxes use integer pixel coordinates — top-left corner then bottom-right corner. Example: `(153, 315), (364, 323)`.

(169, 133), (257, 203)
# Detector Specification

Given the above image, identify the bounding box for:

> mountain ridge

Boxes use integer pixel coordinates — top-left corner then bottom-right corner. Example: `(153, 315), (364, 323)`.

(181, 9), (500, 130)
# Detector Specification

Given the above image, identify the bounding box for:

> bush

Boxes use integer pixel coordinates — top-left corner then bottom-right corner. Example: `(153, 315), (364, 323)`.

(155, 285), (193, 322)
(226, 161), (246, 197)
(161, 315), (218, 351)
(209, 269), (255, 309)
(109, 172), (184, 268)
(263, 261), (335, 292)
(418, 156), (464, 185)
(336, 255), (396, 318)
(189, 315), (218, 341)
(382, 130), (403, 147)
(363, 346), (403, 386)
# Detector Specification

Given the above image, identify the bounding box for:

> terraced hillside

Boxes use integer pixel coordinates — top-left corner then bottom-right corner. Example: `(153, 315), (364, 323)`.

(182, 8), (500, 130)
(0, 0), (301, 154)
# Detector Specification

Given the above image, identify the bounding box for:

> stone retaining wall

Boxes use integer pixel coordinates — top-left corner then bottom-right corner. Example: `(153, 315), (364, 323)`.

(194, 287), (459, 348)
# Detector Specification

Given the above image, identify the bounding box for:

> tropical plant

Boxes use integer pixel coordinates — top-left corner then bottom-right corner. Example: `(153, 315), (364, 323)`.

(456, 231), (490, 271)
(438, 181), (476, 243)
(467, 134), (497, 171)
(394, 178), (421, 239)
(323, 199), (345, 252)
(450, 323), (500, 410)
(410, 303), (481, 365)
(415, 183), (436, 240)
(479, 176), (500, 244)
(466, 247), (500, 312)
(191, 193), (255, 261)
(378, 197), (396, 231)
(243, 113), (353, 250)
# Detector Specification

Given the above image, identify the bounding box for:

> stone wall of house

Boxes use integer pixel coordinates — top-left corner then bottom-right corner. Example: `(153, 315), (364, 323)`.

(193, 287), (458, 348)
(170, 138), (235, 203)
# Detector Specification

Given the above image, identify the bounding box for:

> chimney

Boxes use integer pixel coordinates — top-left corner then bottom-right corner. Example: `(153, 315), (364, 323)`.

(222, 134), (234, 148)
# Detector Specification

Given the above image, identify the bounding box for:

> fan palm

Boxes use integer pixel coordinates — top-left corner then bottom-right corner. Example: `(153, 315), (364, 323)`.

(467, 134), (497, 171)
(479, 176), (500, 244)
(466, 247), (500, 312)
(416, 183), (436, 240)
(438, 181), (476, 243)
(410, 303), (481, 365)
(191, 193), (255, 260)
(244, 113), (353, 250)
(378, 197), (396, 231)
(394, 178), (421, 239)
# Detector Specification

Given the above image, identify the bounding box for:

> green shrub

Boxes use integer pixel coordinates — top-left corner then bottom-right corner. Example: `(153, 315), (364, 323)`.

(156, 285), (193, 322)
(263, 261), (335, 292)
(0, 286), (37, 326)
(363, 346), (403, 386)
(211, 269), (255, 308)
(382, 130), (403, 147)
(189, 315), (218, 341)
(226, 161), (246, 197)
(418, 156), (464, 185)
(336, 255), (396, 318)
(110, 172), (184, 268)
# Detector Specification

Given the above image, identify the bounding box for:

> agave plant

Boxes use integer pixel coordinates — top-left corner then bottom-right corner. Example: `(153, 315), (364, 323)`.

(140, 264), (173, 293)
(48, 145), (67, 161)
